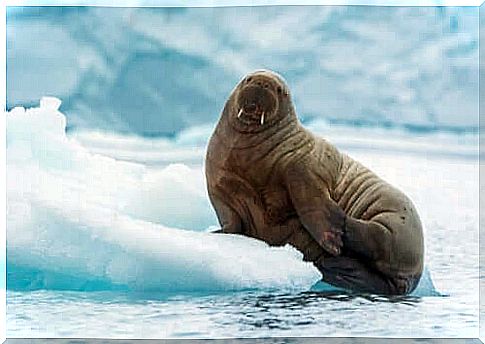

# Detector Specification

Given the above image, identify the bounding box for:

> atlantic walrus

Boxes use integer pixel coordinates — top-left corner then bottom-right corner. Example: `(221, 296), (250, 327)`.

(205, 70), (424, 295)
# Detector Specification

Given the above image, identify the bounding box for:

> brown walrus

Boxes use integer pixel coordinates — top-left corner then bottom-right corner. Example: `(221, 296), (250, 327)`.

(205, 70), (424, 295)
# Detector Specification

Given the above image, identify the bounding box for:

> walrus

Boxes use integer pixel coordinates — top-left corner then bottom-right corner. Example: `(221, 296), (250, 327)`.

(205, 70), (424, 295)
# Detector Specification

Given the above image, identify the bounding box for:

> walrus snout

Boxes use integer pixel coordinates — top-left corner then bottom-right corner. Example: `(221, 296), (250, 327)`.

(236, 85), (277, 126)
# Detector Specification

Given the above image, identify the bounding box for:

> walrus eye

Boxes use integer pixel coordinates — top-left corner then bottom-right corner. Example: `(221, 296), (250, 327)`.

(277, 86), (282, 94)
(246, 77), (252, 83)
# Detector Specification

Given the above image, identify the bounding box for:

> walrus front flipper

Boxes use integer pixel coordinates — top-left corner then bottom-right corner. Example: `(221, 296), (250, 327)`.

(316, 256), (416, 295)
(285, 163), (345, 256)
(209, 194), (243, 234)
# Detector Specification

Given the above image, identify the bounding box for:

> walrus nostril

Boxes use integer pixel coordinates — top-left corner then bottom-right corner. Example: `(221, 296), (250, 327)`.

(245, 103), (257, 113)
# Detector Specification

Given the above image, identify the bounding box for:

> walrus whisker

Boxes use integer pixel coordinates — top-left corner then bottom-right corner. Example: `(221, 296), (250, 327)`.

(261, 112), (265, 125)
(238, 109), (243, 118)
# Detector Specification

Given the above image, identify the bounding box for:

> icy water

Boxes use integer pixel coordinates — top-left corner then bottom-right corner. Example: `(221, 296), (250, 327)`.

(6, 100), (479, 338)
(6, 286), (472, 338)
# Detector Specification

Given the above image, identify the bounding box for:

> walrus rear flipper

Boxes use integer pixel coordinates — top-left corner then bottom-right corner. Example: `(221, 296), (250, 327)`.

(316, 256), (417, 295)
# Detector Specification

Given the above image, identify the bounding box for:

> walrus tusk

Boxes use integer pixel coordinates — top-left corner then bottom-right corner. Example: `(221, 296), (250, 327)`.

(261, 112), (265, 125)
(238, 109), (243, 118)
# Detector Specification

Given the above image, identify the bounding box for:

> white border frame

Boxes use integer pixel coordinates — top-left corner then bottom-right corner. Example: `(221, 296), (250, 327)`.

(1, 1), (482, 343)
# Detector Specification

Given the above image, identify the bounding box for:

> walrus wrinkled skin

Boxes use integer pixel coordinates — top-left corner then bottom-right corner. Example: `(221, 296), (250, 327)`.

(205, 70), (424, 295)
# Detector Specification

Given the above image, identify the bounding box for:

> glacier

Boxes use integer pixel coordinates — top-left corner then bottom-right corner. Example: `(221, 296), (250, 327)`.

(6, 6), (478, 136)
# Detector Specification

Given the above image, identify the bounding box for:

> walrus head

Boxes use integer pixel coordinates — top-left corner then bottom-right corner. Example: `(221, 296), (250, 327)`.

(228, 70), (293, 133)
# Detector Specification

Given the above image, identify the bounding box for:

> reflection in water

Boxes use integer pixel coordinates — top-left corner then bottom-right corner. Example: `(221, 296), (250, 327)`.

(188, 290), (424, 331)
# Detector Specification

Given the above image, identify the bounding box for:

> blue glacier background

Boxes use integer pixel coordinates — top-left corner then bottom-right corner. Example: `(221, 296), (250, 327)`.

(7, 6), (478, 136)
(5, 5), (480, 339)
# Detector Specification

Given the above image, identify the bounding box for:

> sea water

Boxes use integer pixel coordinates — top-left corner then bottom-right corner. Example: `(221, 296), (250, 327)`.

(6, 99), (479, 338)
